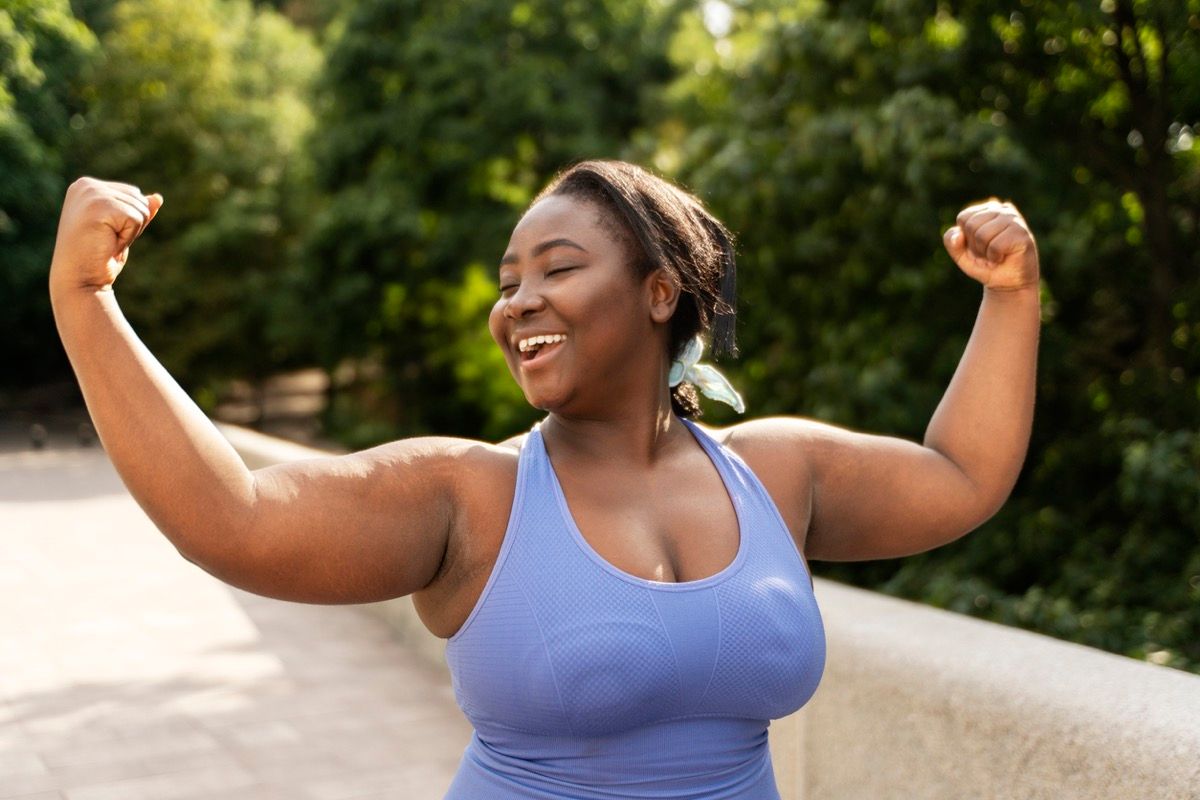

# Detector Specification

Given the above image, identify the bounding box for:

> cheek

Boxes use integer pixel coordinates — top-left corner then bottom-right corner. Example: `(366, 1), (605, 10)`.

(487, 301), (507, 348)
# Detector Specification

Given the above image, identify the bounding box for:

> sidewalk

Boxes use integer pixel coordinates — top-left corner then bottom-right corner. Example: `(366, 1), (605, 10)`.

(0, 437), (473, 800)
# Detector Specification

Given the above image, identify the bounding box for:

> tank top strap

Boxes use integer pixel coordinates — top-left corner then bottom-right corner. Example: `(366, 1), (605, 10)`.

(678, 416), (761, 504)
(679, 417), (813, 587)
(510, 418), (582, 556)
(528, 416), (766, 518)
(524, 418), (552, 480)
(444, 418), (546, 646)
(526, 417), (801, 600)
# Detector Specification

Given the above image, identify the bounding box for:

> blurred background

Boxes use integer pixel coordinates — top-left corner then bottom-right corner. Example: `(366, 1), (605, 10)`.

(2, 0), (1197, 673)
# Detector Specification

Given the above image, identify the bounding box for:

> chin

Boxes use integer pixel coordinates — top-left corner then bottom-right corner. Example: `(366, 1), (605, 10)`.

(525, 392), (567, 413)
(521, 383), (573, 413)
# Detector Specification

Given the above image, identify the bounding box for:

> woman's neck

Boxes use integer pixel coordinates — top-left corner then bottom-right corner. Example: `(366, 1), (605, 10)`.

(540, 400), (689, 468)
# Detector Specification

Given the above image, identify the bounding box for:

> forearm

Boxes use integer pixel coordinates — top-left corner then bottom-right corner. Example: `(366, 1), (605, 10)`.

(50, 285), (256, 564)
(924, 285), (1041, 514)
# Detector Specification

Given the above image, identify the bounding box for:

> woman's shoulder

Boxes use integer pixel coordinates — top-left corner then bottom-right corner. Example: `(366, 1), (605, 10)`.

(362, 432), (524, 464)
(694, 414), (814, 448)
(697, 415), (818, 485)
(448, 429), (532, 500)
(493, 430), (531, 453)
(354, 432), (525, 502)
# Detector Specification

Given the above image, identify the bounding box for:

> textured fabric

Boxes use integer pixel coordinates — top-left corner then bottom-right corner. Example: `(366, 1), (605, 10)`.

(443, 417), (825, 799)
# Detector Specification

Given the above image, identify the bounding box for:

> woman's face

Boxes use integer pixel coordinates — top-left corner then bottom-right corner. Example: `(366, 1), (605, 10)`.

(489, 194), (673, 414)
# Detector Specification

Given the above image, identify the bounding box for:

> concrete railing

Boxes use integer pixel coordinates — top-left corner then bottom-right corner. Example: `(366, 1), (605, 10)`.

(218, 422), (1200, 800)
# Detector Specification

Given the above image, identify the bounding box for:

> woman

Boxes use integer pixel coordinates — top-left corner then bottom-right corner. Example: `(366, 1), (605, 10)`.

(48, 159), (1040, 798)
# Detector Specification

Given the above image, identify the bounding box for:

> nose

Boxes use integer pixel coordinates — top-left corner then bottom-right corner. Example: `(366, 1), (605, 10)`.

(503, 280), (546, 319)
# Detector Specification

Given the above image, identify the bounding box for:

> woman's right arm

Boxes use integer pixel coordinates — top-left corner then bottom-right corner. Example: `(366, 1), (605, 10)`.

(49, 177), (463, 603)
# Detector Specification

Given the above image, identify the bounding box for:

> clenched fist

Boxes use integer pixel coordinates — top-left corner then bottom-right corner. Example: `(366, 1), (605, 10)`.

(943, 198), (1039, 292)
(48, 177), (164, 295)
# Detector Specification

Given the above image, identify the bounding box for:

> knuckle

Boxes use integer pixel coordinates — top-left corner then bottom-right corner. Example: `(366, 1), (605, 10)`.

(70, 177), (95, 198)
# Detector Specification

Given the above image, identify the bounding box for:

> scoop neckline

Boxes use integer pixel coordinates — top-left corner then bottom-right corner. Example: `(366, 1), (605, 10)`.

(536, 417), (748, 591)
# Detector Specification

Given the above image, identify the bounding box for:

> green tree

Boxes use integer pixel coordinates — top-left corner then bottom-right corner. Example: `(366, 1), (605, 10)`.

(70, 0), (323, 409)
(302, 0), (688, 443)
(951, 0), (1200, 673)
(647, 0), (1199, 672)
(0, 0), (98, 390)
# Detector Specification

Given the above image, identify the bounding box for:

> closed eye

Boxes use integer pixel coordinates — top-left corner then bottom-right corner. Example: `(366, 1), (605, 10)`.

(498, 266), (578, 296)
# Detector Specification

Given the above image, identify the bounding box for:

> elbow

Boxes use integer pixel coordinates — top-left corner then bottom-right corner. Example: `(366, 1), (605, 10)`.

(173, 480), (258, 574)
(964, 485), (1012, 532)
(173, 528), (243, 580)
(177, 547), (200, 567)
(941, 457), (1016, 530)
(973, 465), (1022, 520)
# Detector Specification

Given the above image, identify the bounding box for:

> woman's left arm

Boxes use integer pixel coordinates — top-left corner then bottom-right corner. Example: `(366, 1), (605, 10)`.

(924, 198), (1041, 517)
(787, 198), (1040, 562)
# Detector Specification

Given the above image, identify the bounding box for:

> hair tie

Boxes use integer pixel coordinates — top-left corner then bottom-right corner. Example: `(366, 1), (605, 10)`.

(668, 335), (746, 413)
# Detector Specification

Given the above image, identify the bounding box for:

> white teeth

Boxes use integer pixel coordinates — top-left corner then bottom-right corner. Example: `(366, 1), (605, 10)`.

(518, 334), (566, 352)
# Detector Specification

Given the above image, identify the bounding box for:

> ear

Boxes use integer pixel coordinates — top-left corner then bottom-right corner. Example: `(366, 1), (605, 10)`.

(646, 266), (681, 324)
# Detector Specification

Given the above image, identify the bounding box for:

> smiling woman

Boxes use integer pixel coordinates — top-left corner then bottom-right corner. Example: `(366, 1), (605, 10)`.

(49, 157), (1038, 799)
(490, 160), (740, 420)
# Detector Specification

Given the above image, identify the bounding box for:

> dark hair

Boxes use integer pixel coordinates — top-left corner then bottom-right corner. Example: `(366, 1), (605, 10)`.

(528, 159), (738, 418)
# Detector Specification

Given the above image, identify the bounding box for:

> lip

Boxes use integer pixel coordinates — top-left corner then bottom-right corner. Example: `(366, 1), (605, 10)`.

(517, 339), (566, 371)
(510, 331), (568, 351)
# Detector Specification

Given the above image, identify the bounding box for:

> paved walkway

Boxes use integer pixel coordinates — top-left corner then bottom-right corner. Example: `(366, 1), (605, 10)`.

(0, 435), (473, 799)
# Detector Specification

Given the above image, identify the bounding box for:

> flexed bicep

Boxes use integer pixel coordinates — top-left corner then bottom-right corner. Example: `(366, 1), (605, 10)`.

(801, 419), (988, 562)
(204, 436), (486, 605)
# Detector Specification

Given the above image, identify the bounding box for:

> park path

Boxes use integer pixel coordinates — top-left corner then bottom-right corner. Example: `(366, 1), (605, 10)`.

(0, 435), (473, 800)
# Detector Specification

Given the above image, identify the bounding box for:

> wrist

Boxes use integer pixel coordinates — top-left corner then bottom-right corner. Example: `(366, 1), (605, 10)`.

(983, 282), (1040, 299)
(49, 279), (116, 315)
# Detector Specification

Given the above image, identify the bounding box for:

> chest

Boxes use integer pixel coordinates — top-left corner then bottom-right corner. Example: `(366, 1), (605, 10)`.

(413, 439), (813, 640)
(553, 456), (742, 584)
(439, 436), (826, 739)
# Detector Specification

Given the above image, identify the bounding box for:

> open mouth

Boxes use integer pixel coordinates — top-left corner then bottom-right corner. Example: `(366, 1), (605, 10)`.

(517, 334), (567, 365)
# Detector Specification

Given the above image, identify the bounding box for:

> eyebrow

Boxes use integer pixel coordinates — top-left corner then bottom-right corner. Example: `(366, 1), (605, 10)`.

(499, 238), (588, 266)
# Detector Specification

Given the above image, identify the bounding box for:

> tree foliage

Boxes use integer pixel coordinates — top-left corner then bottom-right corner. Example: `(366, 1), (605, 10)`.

(0, 0), (97, 387)
(300, 0), (686, 441)
(69, 0), (322, 400)
(649, 0), (1199, 672)
(2, 0), (321, 408)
